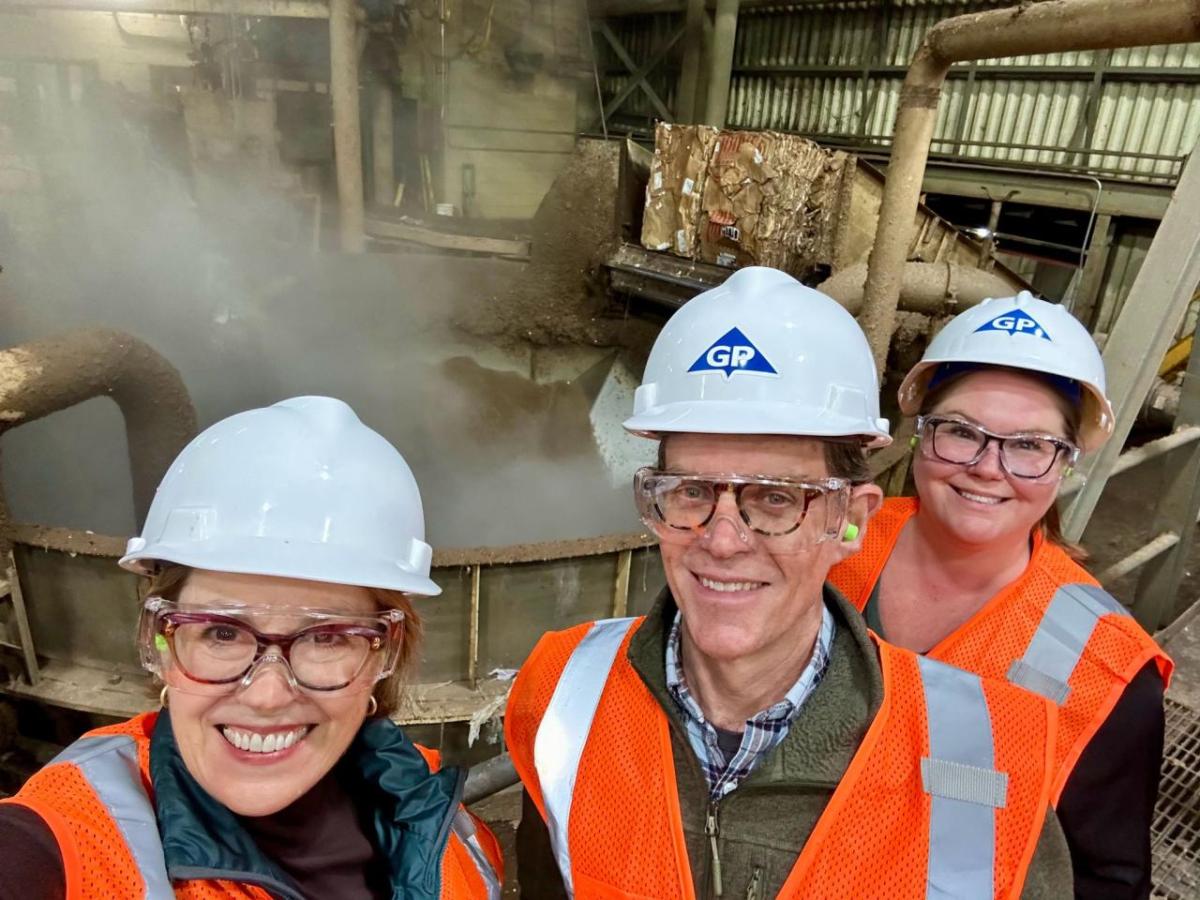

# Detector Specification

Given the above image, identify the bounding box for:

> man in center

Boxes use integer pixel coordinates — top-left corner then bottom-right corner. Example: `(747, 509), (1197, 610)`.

(506, 266), (1072, 898)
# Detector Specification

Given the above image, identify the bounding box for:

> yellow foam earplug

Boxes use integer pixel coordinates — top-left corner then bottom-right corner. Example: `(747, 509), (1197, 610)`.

(843, 523), (860, 542)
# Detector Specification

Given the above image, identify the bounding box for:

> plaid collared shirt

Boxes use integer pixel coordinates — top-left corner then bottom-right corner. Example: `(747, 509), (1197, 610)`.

(665, 605), (835, 800)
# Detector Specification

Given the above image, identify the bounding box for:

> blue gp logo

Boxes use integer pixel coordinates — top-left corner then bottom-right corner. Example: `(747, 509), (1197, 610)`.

(688, 327), (778, 378)
(974, 308), (1052, 341)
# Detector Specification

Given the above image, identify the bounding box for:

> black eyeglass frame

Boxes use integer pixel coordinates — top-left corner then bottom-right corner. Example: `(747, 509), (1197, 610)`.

(915, 414), (1080, 480)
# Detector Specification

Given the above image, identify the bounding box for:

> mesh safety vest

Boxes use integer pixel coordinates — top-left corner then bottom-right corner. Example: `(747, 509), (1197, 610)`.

(506, 616), (1056, 899)
(829, 496), (1173, 801)
(1, 713), (503, 900)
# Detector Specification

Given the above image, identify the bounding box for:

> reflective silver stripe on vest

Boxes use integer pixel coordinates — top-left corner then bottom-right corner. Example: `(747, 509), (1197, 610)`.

(452, 809), (502, 900)
(917, 655), (1009, 900)
(1006, 583), (1130, 705)
(51, 734), (174, 899)
(532, 617), (637, 899)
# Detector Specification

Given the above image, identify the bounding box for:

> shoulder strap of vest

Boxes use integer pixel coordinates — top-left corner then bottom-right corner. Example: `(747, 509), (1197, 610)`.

(532, 616), (639, 898)
(49, 733), (174, 899)
(1007, 581), (1135, 705)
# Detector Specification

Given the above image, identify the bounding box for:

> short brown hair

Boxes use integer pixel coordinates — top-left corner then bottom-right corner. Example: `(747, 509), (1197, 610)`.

(656, 436), (872, 484)
(141, 565), (423, 718)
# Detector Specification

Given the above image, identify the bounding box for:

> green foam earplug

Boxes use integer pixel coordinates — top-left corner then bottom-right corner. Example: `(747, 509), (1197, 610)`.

(155, 634), (168, 652)
(842, 523), (860, 542)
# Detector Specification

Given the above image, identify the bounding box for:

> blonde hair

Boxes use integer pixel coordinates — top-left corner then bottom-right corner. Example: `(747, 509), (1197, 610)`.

(141, 565), (423, 718)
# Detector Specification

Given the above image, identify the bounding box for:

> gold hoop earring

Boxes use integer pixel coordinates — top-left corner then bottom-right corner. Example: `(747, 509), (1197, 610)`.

(366, 695), (378, 718)
(159, 685), (170, 708)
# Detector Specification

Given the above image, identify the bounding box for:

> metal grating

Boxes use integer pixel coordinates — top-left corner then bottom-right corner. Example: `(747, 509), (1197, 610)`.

(1152, 698), (1200, 899)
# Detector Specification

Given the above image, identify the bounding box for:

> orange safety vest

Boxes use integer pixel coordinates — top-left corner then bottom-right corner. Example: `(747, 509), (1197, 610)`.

(829, 496), (1174, 801)
(506, 616), (1057, 899)
(1, 712), (503, 900)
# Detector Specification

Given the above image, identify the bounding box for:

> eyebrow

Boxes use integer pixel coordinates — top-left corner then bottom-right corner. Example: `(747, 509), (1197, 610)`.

(934, 410), (1067, 436)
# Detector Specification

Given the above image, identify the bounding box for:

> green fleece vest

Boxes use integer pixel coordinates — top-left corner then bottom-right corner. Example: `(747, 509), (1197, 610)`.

(621, 587), (1074, 900)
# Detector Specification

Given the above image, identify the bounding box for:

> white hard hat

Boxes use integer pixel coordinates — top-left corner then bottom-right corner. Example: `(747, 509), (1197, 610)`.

(898, 291), (1113, 452)
(121, 396), (440, 596)
(623, 266), (892, 448)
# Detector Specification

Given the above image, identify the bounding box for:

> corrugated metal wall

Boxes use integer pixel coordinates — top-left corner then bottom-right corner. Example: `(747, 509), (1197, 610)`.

(599, 1), (1200, 185)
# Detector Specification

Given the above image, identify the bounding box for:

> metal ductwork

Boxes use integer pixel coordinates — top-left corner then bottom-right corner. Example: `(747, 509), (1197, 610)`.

(859, 0), (1200, 369)
(817, 261), (1017, 317)
(0, 329), (198, 535)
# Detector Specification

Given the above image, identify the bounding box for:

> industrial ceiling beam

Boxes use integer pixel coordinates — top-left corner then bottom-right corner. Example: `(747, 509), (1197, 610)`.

(0, 0), (329, 16)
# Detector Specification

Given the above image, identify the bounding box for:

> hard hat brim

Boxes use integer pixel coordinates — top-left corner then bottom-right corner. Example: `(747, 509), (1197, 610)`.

(120, 535), (443, 597)
(623, 401), (892, 449)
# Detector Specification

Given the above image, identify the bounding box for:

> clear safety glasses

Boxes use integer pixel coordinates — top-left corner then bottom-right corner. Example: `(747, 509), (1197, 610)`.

(916, 415), (1079, 480)
(634, 468), (850, 549)
(138, 598), (405, 694)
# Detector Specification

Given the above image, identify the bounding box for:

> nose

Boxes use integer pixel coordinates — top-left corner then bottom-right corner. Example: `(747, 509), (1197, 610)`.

(968, 439), (1006, 480)
(236, 652), (301, 710)
(698, 491), (753, 558)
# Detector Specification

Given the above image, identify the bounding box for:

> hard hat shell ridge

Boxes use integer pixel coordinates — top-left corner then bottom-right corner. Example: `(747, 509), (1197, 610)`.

(120, 396), (441, 596)
(623, 266), (892, 448)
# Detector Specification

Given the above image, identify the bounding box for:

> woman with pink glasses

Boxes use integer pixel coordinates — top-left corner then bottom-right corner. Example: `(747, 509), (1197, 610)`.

(0, 396), (502, 900)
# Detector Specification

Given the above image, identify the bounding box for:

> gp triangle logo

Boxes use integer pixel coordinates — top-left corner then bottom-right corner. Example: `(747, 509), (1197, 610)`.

(974, 308), (1052, 341)
(687, 327), (779, 378)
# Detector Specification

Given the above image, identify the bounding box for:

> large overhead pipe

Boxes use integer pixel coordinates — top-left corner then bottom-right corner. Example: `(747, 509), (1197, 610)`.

(330, 0), (365, 253)
(859, 0), (1200, 371)
(702, 0), (739, 127)
(818, 261), (1018, 316)
(0, 329), (198, 530)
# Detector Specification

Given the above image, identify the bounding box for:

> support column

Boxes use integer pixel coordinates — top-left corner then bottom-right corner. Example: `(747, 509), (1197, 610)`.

(1072, 213), (1114, 329)
(371, 82), (395, 207)
(330, 0), (365, 253)
(677, 0), (706, 123)
(702, 0), (739, 128)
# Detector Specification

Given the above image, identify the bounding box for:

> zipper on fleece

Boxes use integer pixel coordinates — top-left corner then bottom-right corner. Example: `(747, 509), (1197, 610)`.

(705, 799), (724, 898)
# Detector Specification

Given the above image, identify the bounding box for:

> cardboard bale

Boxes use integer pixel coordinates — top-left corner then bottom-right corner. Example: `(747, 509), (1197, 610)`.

(641, 124), (854, 278)
(640, 122), (719, 258)
(697, 130), (852, 274)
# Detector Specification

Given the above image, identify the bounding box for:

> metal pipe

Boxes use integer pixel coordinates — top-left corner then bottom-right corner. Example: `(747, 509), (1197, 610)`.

(1098, 531), (1179, 584)
(702, 0), (739, 127)
(817, 261), (1018, 317)
(859, 0), (1200, 371)
(0, 329), (198, 530)
(1059, 425), (1200, 497)
(330, 0), (365, 253)
(463, 752), (520, 804)
(0, 0), (328, 14)
(677, 0), (706, 124)
(371, 82), (395, 208)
